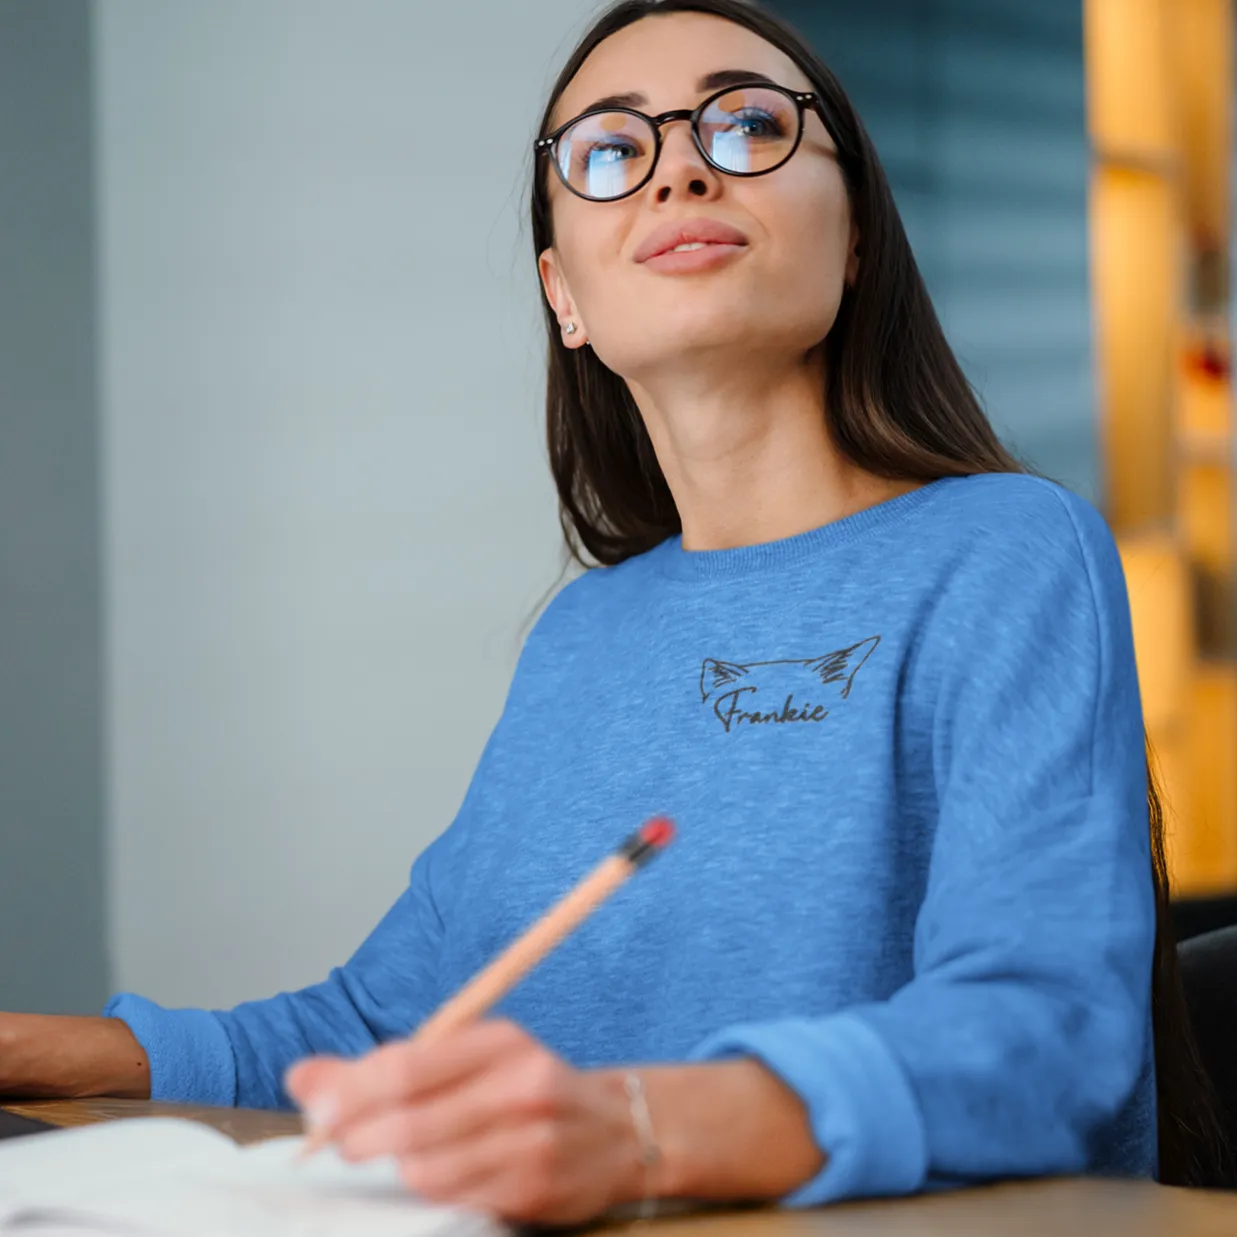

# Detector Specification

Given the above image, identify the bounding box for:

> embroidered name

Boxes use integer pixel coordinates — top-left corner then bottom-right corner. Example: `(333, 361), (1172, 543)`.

(699, 636), (880, 733)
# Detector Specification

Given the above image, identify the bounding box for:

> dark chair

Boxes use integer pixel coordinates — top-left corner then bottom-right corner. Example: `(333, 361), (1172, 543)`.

(1173, 894), (1237, 944)
(1178, 924), (1237, 1180)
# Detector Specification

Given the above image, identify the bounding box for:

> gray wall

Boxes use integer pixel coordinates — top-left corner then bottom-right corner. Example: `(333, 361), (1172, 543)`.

(775, 0), (1098, 501)
(0, 0), (108, 1013)
(96, 1), (586, 1008)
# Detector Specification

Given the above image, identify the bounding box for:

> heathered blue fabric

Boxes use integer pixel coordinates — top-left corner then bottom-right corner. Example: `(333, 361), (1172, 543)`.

(105, 473), (1157, 1203)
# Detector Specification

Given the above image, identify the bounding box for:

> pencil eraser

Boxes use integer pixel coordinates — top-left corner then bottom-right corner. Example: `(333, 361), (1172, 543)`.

(640, 816), (675, 849)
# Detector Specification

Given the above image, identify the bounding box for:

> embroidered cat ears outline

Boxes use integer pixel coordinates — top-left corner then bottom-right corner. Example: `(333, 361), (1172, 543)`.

(699, 635), (881, 732)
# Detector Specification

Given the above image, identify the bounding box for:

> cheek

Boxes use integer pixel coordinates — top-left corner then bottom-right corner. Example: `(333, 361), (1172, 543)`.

(549, 198), (629, 318)
(778, 177), (851, 272)
(767, 187), (852, 330)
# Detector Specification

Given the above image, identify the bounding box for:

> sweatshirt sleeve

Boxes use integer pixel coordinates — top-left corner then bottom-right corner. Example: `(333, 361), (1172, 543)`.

(690, 487), (1156, 1204)
(104, 826), (454, 1109)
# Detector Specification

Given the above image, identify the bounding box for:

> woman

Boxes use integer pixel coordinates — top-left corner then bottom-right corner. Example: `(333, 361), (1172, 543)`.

(1, 0), (1226, 1220)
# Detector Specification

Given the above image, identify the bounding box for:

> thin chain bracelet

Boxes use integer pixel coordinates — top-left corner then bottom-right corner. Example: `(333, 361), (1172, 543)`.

(623, 1072), (661, 1221)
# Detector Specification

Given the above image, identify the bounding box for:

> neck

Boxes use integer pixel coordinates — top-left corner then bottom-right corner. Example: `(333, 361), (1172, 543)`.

(626, 349), (919, 552)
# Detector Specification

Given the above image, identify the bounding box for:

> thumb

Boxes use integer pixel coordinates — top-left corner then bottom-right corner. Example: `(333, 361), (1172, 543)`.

(284, 1054), (348, 1125)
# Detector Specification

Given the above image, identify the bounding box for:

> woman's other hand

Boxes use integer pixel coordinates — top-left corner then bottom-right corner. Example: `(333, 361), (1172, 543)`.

(0, 1013), (150, 1099)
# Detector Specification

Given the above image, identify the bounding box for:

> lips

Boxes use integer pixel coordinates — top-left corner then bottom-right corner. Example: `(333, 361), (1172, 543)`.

(633, 217), (750, 263)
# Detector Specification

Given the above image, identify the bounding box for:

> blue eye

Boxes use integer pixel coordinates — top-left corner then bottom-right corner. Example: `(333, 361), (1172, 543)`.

(586, 138), (640, 166)
(558, 123), (648, 186)
(729, 108), (787, 140)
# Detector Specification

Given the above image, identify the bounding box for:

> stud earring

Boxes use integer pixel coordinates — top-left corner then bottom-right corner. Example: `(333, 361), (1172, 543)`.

(564, 321), (578, 336)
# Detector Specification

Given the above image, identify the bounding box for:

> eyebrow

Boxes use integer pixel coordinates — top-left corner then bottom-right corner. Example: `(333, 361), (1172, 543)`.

(577, 68), (781, 116)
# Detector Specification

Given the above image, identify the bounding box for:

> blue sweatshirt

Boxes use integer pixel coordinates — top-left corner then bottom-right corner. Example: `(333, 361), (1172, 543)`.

(105, 473), (1157, 1205)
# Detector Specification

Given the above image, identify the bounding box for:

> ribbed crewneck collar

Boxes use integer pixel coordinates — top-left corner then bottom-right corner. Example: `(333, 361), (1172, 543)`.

(651, 477), (960, 582)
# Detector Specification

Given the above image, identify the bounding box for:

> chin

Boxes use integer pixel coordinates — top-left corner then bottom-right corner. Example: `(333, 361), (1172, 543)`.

(645, 302), (761, 357)
(600, 326), (751, 379)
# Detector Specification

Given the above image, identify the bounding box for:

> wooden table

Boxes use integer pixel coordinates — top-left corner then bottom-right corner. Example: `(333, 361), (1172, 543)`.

(3, 1096), (301, 1145)
(5, 1098), (1237, 1235)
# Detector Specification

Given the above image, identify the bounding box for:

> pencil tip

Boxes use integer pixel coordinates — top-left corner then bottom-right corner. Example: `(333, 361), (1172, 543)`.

(297, 1134), (323, 1162)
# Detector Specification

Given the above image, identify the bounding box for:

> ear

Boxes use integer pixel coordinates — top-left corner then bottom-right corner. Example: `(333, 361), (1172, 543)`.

(537, 247), (589, 349)
(804, 635), (880, 699)
(700, 658), (750, 704)
(844, 221), (861, 288)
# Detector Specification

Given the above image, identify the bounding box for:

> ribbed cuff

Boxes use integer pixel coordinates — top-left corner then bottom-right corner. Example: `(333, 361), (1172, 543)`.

(103, 993), (238, 1107)
(690, 1012), (928, 1205)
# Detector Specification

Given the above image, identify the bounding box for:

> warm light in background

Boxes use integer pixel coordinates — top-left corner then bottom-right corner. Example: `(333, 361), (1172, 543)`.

(1087, 0), (1177, 156)
(1086, 0), (1237, 894)
(1175, 0), (1235, 252)
(1121, 535), (1194, 736)
(1089, 167), (1179, 529)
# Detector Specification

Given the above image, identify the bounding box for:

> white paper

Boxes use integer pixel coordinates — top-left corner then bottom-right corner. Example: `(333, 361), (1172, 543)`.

(0, 1120), (506, 1237)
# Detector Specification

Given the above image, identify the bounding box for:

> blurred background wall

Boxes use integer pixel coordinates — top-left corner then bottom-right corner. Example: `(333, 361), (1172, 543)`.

(774, 0), (1097, 500)
(1, 0), (1234, 1014)
(0, 0), (107, 1013)
(95, 0), (582, 1009)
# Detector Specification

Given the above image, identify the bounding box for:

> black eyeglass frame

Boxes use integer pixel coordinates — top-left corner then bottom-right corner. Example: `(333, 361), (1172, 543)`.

(535, 80), (841, 203)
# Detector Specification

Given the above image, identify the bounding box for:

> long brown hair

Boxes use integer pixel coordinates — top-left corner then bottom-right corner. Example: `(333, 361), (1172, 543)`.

(529, 0), (1230, 1186)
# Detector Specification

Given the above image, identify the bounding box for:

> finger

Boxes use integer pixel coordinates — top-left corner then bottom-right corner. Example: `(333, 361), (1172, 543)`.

(285, 1056), (341, 1099)
(293, 1019), (533, 1135)
(284, 1056), (348, 1125)
(404, 1122), (609, 1225)
(397, 1120), (562, 1218)
(334, 1045), (561, 1162)
(334, 1088), (492, 1163)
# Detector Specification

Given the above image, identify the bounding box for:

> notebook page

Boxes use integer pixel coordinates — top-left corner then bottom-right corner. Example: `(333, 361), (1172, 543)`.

(0, 1118), (237, 1216)
(180, 1138), (504, 1237)
(3, 1135), (508, 1237)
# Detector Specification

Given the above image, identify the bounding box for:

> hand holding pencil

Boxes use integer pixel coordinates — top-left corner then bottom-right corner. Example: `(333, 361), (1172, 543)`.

(288, 816), (675, 1158)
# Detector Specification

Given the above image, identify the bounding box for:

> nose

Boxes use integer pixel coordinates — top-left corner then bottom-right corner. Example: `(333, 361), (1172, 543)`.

(647, 117), (723, 203)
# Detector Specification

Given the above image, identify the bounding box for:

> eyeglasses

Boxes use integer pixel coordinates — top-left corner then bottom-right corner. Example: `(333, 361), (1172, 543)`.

(535, 80), (837, 203)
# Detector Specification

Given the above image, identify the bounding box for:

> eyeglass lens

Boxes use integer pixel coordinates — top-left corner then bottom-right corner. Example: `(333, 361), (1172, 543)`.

(553, 86), (802, 201)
